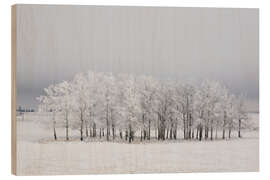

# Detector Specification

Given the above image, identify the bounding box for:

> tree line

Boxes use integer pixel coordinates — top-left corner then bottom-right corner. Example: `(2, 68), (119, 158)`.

(37, 71), (248, 143)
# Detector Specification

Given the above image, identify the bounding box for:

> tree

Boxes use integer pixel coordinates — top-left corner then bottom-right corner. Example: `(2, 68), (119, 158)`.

(137, 75), (158, 140)
(37, 94), (57, 140)
(118, 74), (141, 143)
(175, 83), (195, 140)
(36, 70), (250, 143)
(98, 73), (119, 141)
(155, 81), (175, 140)
(199, 80), (224, 140)
(85, 71), (103, 138)
(54, 81), (73, 141)
(235, 94), (248, 138)
(72, 73), (88, 141)
(219, 87), (234, 139)
(37, 83), (65, 141)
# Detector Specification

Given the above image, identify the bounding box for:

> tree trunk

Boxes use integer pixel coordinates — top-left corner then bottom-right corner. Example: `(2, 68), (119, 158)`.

(157, 114), (160, 140)
(210, 120), (213, 140)
(106, 103), (109, 141)
(183, 114), (186, 139)
(196, 127), (199, 140)
(158, 127), (160, 140)
(169, 126), (173, 139)
(65, 111), (69, 141)
(174, 122), (178, 140)
(205, 111), (210, 140)
(199, 125), (203, 141)
(125, 129), (128, 141)
(112, 124), (115, 140)
(205, 125), (208, 139)
(120, 130), (122, 139)
(93, 123), (96, 137)
(144, 130), (147, 140)
(188, 113), (192, 139)
(88, 112), (92, 137)
(111, 108), (115, 140)
(89, 127), (92, 137)
(80, 110), (84, 141)
(185, 97), (189, 140)
(131, 131), (134, 142)
(215, 126), (218, 139)
(52, 112), (57, 140)
(90, 124), (92, 137)
(238, 119), (242, 138)
(160, 115), (166, 141)
(129, 124), (132, 143)
(141, 114), (145, 141)
(222, 111), (227, 139)
(53, 126), (57, 140)
(86, 124), (89, 137)
(148, 118), (151, 140)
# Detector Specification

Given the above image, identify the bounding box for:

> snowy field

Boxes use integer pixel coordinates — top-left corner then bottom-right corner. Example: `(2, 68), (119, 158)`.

(16, 113), (259, 175)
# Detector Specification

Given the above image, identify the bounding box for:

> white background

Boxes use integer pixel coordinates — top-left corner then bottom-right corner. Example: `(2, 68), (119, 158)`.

(0, 0), (267, 179)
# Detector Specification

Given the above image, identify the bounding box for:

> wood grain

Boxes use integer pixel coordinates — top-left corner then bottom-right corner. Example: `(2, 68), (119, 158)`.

(11, 4), (17, 175)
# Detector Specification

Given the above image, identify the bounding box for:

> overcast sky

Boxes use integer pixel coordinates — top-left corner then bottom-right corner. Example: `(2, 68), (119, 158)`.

(16, 5), (259, 111)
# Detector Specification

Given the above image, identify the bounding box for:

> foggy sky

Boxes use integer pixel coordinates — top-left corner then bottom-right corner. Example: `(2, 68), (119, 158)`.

(15, 5), (259, 111)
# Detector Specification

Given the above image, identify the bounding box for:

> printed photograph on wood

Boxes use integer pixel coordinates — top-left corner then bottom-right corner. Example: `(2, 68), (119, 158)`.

(12, 4), (259, 175)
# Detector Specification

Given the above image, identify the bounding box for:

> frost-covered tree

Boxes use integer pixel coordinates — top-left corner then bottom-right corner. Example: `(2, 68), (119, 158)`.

(175, 83), (196, 140)
(101, 73), (119, 141)
(235, 94), (248, 138)
(219, 87), (234, 139)
(137, 75), (158, 140)
(117, 74), (142, 142)
(85, 71), (103, 138)
(37, 84), (59, 140)
(36, 70), (251, 143)
(72, 73), (88, 141)
(155, 82), (176, 140)
(199, 80), (223, 140)
(54, 81), (73, 141)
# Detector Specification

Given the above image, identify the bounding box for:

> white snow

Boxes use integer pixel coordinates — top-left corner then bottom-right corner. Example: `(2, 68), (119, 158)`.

(16, 114), (259, 175)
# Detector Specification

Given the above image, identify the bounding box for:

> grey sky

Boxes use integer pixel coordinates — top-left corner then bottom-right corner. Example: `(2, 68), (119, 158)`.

(15, 5), (259, 111)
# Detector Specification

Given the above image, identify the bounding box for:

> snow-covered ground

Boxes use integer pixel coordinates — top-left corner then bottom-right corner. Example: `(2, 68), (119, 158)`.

(16, 113), (259, 175)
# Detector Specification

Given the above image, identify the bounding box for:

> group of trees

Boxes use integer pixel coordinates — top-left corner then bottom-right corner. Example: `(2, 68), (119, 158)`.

(37, 71), (248, 143)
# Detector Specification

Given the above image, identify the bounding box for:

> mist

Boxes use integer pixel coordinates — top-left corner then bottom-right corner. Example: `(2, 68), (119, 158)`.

(15, 5), (259, 111)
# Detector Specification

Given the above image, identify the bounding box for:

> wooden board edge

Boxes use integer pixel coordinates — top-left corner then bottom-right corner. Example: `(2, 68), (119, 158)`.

(11, 4), (17, 175)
